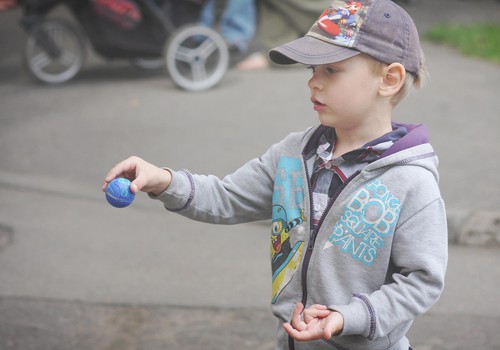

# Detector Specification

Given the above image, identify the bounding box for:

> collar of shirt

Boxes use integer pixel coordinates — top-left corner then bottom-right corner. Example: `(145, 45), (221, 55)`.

(307, 126), (407, 225)
(313, 126), (408, 171)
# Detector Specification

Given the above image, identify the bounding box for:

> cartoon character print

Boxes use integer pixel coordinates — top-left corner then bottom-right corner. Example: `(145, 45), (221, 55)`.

(323, 179), (401, 266)
(271, 205), (306, 304)
(317, 1), (363, 40)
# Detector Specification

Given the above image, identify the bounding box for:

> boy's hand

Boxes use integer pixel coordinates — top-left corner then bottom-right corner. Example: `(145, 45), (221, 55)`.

(283, 303), (344, 341)
(102, 156), (172, 196)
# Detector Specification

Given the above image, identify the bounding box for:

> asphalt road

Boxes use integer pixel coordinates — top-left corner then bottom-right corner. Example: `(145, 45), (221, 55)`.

(1, 1), (500, 350)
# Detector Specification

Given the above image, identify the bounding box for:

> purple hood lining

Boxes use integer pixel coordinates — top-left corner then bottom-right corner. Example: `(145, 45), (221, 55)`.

(303, 122), (429, 159)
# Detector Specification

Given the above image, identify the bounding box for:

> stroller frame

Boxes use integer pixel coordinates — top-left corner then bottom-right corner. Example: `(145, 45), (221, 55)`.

(20, 0), (229, 91)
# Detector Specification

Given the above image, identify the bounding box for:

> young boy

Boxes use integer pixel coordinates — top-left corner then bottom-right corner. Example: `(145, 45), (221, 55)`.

(103, 0), (448, 349)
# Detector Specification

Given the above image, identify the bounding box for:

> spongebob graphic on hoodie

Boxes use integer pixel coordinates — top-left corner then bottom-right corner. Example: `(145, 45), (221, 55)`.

(271, 157), (306, 304)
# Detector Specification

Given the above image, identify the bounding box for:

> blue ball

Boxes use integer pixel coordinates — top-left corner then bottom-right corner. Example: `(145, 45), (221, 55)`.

(105, 178), (135, 208)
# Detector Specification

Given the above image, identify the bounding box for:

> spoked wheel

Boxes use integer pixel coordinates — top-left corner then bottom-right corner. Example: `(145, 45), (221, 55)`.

(166, 25), (229, 92)
(24, 19), (85, 84)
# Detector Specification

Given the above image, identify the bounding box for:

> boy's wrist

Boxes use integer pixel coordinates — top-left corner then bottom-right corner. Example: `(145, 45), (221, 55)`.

(322, 310), (345, 339)
(151, 168), (172, 196)
(330, 311), (344, 336)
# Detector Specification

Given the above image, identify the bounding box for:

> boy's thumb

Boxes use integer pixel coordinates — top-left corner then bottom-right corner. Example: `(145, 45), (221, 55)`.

(130, 180), (141, 193)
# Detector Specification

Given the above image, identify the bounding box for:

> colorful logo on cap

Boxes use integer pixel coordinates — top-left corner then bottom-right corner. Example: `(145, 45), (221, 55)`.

(310, 0), (372, 47)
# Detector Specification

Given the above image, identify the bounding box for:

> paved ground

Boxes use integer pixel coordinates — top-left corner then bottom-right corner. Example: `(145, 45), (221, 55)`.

(0, 0), (500, 349)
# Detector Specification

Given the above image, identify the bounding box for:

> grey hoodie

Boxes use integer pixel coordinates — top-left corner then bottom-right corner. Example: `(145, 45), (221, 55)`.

(153, 123), (448, 350)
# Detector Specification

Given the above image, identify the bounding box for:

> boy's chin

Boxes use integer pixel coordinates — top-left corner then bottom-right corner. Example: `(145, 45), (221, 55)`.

(318, 116), (337, 128)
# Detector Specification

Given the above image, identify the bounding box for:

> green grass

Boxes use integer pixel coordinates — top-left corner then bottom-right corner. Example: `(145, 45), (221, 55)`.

(425, 22), (500, 64)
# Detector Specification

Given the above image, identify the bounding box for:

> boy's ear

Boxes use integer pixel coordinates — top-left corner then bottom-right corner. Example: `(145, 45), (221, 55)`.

(379, 63), (405, 97)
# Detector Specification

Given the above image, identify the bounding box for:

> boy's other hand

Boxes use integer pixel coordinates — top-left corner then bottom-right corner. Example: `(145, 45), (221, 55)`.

(283, 303), (344, 341)
(102, 156), (172, 196)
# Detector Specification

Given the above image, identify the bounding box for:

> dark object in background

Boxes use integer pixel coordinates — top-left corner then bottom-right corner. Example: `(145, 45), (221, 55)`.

(19, 0), (229, 91)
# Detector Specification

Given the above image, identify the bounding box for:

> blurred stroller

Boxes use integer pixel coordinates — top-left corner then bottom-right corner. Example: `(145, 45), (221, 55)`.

(19, 0), (229, 91)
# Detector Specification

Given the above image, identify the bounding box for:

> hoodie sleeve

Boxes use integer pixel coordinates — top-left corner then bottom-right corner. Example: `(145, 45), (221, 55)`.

(330, 196), (448, 340)
(151, 130), (309, 224)
(157, 158), (275, 224)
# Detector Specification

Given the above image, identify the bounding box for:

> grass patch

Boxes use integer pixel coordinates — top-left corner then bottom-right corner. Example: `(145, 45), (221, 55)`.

(425, 22), (500, 64)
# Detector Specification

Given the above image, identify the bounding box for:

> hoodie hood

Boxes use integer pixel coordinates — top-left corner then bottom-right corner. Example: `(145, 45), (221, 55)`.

(301, 122), (438, 183)
(381, 122), (429, 158)
(302, 122), (430, 159)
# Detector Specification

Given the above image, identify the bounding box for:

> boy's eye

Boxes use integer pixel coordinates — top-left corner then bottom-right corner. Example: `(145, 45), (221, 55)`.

(307, 65), (337, 74)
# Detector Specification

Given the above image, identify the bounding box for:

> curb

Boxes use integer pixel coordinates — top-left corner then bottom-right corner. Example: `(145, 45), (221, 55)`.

(447, 210), (500, 246)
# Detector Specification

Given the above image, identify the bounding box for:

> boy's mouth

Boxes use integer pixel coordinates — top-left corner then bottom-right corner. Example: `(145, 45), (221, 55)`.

(311, 97), (326, 111)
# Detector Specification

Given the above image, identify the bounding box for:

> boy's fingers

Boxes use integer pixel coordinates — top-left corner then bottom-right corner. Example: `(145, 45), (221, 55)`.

(130, 176), (145, 193)
(104, 157), (141, 184)
(294, 303), (305, 314)
(283, 322), (318, 341)
(303, 308), (330, 323)
(104, 167), (125, 183)
(323, 322), (336, 340)
(283, 323), (299, 337)
(304, 309), (330, 317)
(290, 303), (306, 330)
(105, 160), (129, 181)
(292, 303), (304, 320)
(130, 182), (140, 193)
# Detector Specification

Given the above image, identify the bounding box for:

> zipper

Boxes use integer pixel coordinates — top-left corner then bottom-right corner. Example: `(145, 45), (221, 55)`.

(299, 166), (361, 307)
(288, 168), (360, 350)
(299, 156), (314, 307)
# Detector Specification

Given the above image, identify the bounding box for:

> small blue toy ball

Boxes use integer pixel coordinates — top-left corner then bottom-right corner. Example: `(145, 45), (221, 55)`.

(105, 178), (135, 208)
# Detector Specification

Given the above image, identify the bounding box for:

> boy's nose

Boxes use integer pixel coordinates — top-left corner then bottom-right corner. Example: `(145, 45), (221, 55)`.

(308, 75), (322, 91)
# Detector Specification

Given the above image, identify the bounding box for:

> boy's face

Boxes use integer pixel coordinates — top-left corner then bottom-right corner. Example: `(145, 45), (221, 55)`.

(308, 54), (385, 131)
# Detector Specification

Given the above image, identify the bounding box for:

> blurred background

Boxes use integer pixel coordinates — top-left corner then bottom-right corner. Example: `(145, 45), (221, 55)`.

(0, 0), (499, 349)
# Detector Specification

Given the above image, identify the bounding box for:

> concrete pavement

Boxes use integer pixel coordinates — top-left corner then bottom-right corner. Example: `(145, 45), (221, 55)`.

(0, 245), (499, 350)
(0, 0), (500, 349)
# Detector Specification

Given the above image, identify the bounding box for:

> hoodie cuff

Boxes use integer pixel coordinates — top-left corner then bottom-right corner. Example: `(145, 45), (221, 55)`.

(329, 294), (375, 340)
(149, 169), (194, 211)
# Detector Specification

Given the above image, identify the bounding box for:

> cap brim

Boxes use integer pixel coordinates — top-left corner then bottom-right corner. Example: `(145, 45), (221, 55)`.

(269, 35), (361, 65)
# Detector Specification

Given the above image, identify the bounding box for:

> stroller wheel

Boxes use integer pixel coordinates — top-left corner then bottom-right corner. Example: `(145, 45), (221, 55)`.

(166, 25), (229, 91)
(24, 19), (85, 84)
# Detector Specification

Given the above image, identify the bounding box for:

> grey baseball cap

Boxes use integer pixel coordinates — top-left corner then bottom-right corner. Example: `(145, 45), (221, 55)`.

(269, 0), (422, 74)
